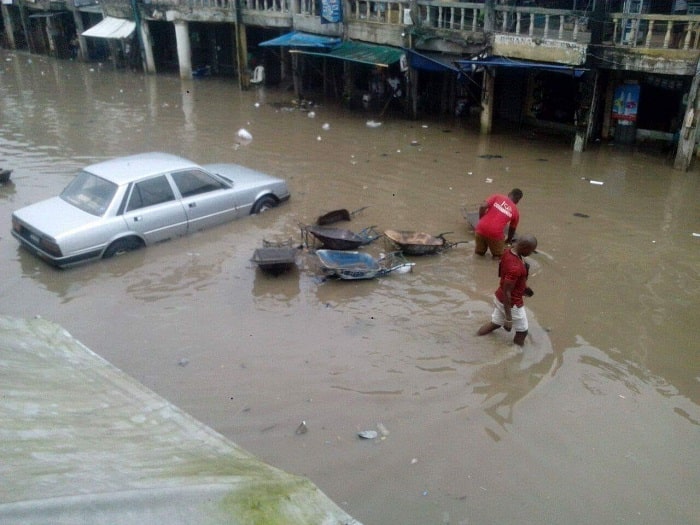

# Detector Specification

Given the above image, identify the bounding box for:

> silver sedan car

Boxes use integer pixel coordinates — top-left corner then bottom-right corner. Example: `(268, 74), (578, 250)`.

(11, 152), (290, 268)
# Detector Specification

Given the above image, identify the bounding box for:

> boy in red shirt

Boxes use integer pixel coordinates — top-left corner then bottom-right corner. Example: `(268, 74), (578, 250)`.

(474, 188), (523, 258)
(477, 235), (537, 346)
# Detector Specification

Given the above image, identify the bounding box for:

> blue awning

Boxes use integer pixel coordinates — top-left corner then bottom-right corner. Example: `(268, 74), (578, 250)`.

(455, 57), (587, 77)
(258, 31), (342, 48)
(405, 49), (461, 73)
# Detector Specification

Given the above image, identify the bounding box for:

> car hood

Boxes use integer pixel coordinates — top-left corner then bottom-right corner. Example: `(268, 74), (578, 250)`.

(13, 197), (103, 239)
(205, 163), (286, 188)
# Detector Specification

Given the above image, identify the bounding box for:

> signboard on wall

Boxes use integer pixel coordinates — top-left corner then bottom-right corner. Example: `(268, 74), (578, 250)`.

(612, 83), (640, 122)
(321, 0), (342, 23)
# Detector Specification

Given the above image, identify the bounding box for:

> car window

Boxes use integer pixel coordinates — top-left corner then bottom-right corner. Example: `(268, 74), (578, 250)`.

(171, 169), (227, 198)
(126, 175), (176, 212)
(61, 171), (118, 217)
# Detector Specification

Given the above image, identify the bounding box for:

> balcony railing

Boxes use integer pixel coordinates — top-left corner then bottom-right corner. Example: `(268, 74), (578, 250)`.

(493, 6), (589, 42)
(347, 0), (407, 24)
(157, 0), (700, 53)
(241, 0), (290, 13)
(418, 0), (483, 31)
(609, 12), (700, 50)
(298, 0), (318, 17)
(187, 0), (232, 7)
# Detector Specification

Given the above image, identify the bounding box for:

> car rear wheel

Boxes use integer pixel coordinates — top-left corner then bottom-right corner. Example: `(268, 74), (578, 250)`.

(252, 195), (277, 214)
(103, 237), (144, 259)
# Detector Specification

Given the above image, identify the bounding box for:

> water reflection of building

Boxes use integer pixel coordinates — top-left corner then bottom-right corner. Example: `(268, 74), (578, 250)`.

(2, 0), (699, 168)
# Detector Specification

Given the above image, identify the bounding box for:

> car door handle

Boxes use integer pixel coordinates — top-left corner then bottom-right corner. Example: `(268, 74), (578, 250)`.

(189, 202), (197, 208)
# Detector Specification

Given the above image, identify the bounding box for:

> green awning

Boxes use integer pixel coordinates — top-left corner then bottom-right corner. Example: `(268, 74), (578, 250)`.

(291, 41), (404, 67)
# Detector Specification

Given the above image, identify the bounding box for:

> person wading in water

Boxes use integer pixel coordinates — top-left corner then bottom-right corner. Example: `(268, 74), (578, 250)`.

(477, 234), (538, 346)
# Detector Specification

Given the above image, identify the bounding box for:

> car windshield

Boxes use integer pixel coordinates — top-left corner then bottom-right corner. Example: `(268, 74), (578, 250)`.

(60, 171), (118, 216)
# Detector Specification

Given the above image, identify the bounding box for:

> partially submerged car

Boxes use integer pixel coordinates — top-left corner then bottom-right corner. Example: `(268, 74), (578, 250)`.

(12, 152), (290, 268)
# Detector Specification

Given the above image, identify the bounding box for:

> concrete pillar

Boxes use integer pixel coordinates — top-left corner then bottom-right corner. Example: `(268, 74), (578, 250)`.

(674, 62), (700, 170)
(409, 66), (419, 119)
(480, 69), (495, 135)
(280, 43), (288, 82)
(139, 21), (156, 73)
(71, 10), (87, 61)
(574, 71), (600, 153)
(235, 22), (249, 89)
(45, 16), (58, 57)
(1, 4), (17, 49)
(293, 53), (302, 99)
(18, 2), (34, 54)
(173, 20), (191, 79)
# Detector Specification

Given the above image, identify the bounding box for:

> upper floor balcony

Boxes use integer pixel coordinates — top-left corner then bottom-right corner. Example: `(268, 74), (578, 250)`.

(97, 0), (700, 72)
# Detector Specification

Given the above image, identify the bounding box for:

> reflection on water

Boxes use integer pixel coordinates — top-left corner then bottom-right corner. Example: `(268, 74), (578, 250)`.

(474, 338), (556, 437)
(251, 267), (301, 302)
(0, 181), (17, 200)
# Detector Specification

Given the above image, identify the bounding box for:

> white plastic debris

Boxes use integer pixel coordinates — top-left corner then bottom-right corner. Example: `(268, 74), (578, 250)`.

(692, 233), (700, 237)
(366, 120), (382, 128)
(589, 180), (604, 185)
(358, 430), (378, 439)
(307, 111), (316, 118)
(236, 128), (253, 145)
(392, 263), (415, 274)
(322, 123), (330, 130)
(485, 178), (493, 183)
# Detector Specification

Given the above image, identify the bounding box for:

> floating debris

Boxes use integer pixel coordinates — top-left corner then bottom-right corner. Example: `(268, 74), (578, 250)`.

(366, 120), (382, 128)
(573, 212), (590, 218)
(478, 154), (503, 159)
(236, 128), (253, 145)
(177, 358), (189, 367)
(322, 123), (330, 130)
(358, 430), (378, 439)
(295, 421), (308, 435)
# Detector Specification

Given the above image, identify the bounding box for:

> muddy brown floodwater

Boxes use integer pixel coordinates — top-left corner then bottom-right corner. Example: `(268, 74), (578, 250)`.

(1, 50), (699, 525)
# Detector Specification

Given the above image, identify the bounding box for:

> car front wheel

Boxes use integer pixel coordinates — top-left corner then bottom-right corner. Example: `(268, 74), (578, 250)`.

(252, 195), (277, 214)
(103, 237), (144, 259)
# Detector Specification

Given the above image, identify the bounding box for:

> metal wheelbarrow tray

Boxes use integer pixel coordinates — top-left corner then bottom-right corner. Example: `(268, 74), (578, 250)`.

(384, 229), (461, 256)
(316, 249), (413, 280)
(251, 246), (299, 275)
(306, 225), (381, 250)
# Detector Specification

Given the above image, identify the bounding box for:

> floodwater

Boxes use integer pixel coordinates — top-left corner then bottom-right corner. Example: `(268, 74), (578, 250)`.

(1, 50), (698, 525)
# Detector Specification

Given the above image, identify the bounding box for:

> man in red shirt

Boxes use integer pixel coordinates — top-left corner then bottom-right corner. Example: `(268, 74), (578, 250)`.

(474, 188), (523, 258)
(477, 235), (537, 346)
